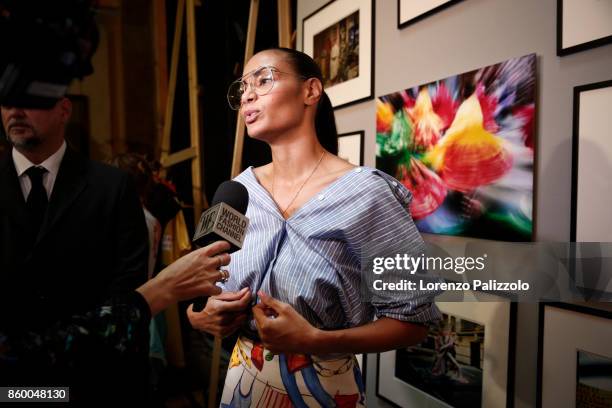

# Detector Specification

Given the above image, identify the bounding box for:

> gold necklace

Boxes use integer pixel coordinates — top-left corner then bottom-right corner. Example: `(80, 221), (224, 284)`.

(272, 151), (325, 217)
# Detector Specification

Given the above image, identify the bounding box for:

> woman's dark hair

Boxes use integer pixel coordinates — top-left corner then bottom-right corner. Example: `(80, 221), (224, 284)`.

(271, 47), (338, 155)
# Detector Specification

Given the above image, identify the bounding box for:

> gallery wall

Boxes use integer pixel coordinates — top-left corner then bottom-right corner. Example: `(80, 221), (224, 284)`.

(296, 0), (612, 406)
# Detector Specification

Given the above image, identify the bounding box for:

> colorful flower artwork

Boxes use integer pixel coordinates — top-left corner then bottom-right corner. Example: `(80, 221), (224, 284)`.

(376, 54), (536, 241)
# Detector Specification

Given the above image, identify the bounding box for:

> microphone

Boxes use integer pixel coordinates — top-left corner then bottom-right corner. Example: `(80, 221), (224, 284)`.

(191, 180), (249, 311)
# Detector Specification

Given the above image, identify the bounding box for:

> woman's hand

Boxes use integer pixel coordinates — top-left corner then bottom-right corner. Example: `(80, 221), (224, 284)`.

(252, 291), (321, 354)
(137, 240), (231, 315)
(187, 287), (251, 337)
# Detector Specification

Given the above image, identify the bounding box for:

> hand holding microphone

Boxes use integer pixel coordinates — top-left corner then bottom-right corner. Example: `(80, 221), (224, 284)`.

(191, 180), (250, 312)
(136, 178), (250, 317)
(136, 240), (232, 316)
(187, 180), (252, 337)
(157, 240), (231, 299)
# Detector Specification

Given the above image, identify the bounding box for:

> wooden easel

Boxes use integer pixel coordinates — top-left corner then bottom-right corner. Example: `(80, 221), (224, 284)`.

(159, 0), (208, 219)
(153, 0), (205, 392)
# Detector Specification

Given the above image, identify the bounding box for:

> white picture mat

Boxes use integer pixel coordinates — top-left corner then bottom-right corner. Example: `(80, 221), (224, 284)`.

(378, 300), (511, 408)
(575, 85), (612, 241)
(399, 0), (452, 24)
(303, 0), (372, 107)
(562, 0), (612, 49)
(338, 133), (362, 166)
(541, 306), (612, 408)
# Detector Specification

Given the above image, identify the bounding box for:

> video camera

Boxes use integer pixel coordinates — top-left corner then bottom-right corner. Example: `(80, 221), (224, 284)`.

(0, 0), (98, 109)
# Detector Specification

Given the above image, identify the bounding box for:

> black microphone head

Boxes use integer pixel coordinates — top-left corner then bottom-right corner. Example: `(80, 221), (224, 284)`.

(211, 180), (249, 214)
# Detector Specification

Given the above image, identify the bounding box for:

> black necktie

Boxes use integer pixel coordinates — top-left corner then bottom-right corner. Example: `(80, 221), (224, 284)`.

(25, 166), (49, 234)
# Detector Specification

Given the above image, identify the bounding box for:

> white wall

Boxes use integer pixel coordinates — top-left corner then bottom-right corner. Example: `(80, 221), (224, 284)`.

(297, 0), (612, 406)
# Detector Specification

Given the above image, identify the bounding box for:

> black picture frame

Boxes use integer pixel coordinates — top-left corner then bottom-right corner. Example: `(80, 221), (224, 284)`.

(557, 0), (612, 56)
(376, 300), (517, 407)
(570, 79), (612, 242)
(302, 0), (375, 110)
(397, 0), (464, 29)
(337, 130), (365, 166)
(537, 302), (612, 408)
(568, 80), (612, 300)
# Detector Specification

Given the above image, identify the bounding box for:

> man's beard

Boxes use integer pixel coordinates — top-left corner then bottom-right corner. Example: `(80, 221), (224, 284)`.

(6, 126), (42, 150)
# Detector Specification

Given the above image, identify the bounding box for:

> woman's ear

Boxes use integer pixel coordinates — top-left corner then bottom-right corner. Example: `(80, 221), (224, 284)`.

(304, 78), (323, 107)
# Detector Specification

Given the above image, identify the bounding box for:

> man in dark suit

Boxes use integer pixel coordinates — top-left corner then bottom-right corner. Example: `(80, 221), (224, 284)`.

(0, 97), (149, 400)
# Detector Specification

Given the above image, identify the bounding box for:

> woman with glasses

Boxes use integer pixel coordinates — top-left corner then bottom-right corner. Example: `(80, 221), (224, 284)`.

(187, 48), (440, 407)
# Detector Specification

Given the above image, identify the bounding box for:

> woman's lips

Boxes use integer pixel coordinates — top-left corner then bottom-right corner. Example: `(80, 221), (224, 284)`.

(244, 110), (260, 125)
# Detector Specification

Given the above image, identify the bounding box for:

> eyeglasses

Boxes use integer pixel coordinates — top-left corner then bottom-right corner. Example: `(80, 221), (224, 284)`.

(227, 65), (307, 110)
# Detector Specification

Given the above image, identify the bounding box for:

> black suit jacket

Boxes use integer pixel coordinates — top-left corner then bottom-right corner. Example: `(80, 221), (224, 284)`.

(0, 148), (149, 397)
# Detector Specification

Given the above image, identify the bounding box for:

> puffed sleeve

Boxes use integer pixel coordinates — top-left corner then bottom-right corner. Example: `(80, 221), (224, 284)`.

(345, 169), (442, 324)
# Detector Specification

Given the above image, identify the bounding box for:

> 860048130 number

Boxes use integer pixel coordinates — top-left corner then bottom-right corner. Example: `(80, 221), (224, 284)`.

(1, 387), (69, 402)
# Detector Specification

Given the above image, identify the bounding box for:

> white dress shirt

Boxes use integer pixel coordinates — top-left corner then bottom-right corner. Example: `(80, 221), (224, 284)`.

(12, 141), (67, 201)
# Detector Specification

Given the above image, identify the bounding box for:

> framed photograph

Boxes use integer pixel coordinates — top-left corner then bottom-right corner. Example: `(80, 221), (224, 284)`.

(537, 303), (612, 408)
(398, 0), (464, 29)
(376, 54), (536, 241)
(303, 0), (374, 109)
(338, 130), (364, 166)
(557, 0), (612, 56)
(570, 80), (612, 242)
(377, 298), (516, 407)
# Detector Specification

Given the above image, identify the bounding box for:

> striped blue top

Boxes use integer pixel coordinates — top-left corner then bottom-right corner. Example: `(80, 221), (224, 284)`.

(224, 166), (441, 331)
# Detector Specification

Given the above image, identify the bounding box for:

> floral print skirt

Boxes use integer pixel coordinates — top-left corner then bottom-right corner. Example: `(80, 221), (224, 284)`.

(220, 336), (366, 408)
